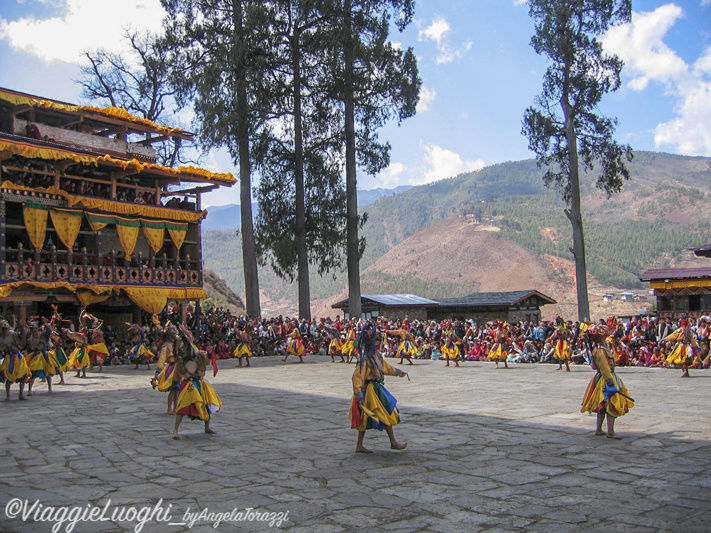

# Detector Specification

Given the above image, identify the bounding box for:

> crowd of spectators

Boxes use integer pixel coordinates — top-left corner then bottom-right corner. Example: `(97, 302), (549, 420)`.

(92, 307), (711, 371)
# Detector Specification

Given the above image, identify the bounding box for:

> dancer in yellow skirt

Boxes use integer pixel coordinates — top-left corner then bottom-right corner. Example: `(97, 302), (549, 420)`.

(341, 324), (357, 363)
(153, 324), (181, 414)
(172, 349), (221, 439)
(387, 329), (418, 365)
(350, 322), (408, 453)
(581, 324), (634, 439)
(126, 322), (155, 370)
(487, 321), (509, 369)
(26, 317), (59, 396)
(67, 311), (96, 378)
(233, 324), (252, 367)
(664, 317), (697, 378)
(328, 331), (345, 363)
(282, 324), (305, 363)
(547, 316), (573, 371)
(441, 328), (461, 367)
(0, 316), (30, 401)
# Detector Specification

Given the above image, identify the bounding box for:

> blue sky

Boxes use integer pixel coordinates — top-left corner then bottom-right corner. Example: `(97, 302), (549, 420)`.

(0, 0), (709, 207)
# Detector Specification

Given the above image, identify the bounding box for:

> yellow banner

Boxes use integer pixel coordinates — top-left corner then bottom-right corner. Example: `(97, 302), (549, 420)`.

(143, 226), (165, 254)
(23, 206), (48, 250)
(168, 227), (187, 251)
(49, 209), (82, 251)
(117, 225), (140, 257)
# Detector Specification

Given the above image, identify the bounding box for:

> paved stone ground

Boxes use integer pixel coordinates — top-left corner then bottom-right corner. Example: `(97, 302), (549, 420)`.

(1, 356), (710, 532)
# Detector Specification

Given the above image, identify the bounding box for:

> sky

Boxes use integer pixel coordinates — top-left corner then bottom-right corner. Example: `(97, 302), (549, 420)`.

(0, 0), (710, 208)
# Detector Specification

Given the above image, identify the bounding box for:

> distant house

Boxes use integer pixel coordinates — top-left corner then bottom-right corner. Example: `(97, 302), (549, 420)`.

(602, 294), (616, 301)
(619, 292), (636, 301)
(431, 290), (556, 323)
(331, 294), (439, 321)
(332, 290), (556, 323)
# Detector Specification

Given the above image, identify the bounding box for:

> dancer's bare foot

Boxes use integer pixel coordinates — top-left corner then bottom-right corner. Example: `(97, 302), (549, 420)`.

(355, 447), (373, 453)
(205, 428), (216, 434)
(19, 396), (27, 400)
(595, 430), (605, 436)
(390, 441), (407, 450)
(606, 433), (622, 439)
(171, 431), (180, 440)
(166, 409), (176, 415)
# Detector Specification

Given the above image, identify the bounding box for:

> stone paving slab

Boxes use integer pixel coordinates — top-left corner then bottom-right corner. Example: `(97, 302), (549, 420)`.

(1, 357), (710, 532)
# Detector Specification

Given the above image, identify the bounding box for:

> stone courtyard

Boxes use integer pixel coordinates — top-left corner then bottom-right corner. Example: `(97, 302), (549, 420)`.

(1, 356), (709, 532)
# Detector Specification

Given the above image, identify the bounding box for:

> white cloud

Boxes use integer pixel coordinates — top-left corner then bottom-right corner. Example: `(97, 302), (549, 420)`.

(603, 4), (711, 156)
(0, 0), (166, 64)
(412, 143), (484, 186)
(418, 16), (472, 65)
(419, 17), (450, 44)
(379, 161), (407, 187)
(513, 0), (527, 5)
(416, 85), (436, 113)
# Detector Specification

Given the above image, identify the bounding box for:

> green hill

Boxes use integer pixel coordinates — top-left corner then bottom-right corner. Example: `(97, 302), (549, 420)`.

(202, 151), (711, 307)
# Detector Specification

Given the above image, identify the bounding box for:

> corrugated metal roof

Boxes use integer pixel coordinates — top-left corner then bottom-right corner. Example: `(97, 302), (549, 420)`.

(364, 294), (440, 306)
(437, 290), (556, 306)
(640, 268), (711, 281)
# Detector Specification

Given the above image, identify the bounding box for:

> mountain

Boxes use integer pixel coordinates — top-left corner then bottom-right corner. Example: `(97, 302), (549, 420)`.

(202, 151), (711, 320)
(202, 186), (412, 231)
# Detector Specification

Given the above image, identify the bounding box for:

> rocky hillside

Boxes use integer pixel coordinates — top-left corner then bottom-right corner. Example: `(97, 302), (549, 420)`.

(202, 269), (246, 315)
(204, 151), (711, 321)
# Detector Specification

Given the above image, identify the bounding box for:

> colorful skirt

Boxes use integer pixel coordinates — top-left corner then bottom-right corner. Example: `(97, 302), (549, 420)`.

(27, 349), (59, 379)
(287, 338), (305, 356)
(156, 363), (178, 392)
(554, 340), (572, 362)
(342, 340), (356, 358)
(487, 342), (507, 362)
(233, 343), (252, 358)
(175, 378), (222, 421)
(328, 340), (342, 356)
(54, 347), (70, 373)
(396, 340), (418, 358)
(0, 351), (30, 383)
(128, 344), (156, 362)
(350, 382), (400, 431)
(442, 341), (461, 360)
(666, 343), (693, 366)
(88, 343), (110, 364)
(581, 372), (634, 418)
(68, 347), (91, 369)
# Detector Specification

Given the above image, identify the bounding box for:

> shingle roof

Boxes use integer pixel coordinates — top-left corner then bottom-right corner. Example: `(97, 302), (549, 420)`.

(437, 290), (556, 306)
(639, 268), (711, 281)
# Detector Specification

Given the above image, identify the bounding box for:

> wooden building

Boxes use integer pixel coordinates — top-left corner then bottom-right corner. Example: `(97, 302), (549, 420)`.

(430, 290), (556, 323)
(332, 290), (556, 323)
(640, 266), (711, 319)
(0, 87), (234, 326)
(331, 294), (440, 322)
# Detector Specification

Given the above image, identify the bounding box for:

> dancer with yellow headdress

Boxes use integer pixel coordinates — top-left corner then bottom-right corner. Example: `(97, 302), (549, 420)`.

(581, 323), (634, 439)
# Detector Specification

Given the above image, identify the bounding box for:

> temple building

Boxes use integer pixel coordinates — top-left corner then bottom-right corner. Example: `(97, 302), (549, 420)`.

(640, 244), (711, 319)
(0, 87), (235, 327)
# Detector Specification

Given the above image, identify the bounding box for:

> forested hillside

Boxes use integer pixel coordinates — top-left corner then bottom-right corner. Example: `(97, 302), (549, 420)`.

(202, 151), (711, 315)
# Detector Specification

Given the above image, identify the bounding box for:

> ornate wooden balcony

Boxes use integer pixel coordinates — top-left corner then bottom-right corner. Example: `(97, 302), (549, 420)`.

(1, 245), (202, 288)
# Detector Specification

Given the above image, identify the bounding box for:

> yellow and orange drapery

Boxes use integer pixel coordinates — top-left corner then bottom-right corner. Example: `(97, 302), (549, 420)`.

(0, 281), (206, 314)
(23, 204), (83, 251)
